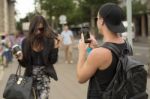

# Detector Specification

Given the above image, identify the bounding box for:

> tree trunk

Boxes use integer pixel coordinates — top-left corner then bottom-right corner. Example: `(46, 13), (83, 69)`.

(90, 7), (96, 35)
(141, 15), (146, 37)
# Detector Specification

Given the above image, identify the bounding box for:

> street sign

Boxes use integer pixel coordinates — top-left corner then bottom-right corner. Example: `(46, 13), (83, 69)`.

(59, 15), (67, 24)
(22, 22), (30, 31)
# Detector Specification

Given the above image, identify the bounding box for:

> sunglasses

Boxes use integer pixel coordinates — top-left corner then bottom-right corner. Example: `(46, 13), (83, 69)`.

(94, 17), (102, 22)
(95, 17), (99, 22)
(38, 27), (44, 32)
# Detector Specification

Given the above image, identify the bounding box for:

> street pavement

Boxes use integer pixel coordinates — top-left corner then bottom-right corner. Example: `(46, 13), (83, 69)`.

(0, 41), (149, 99)
(0, 49), (88, 99)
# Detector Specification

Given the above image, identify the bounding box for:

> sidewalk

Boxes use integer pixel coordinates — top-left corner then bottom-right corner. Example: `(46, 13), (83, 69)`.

(0, 47), (149, 99)
(0, 66), (3, 81)
(0, 60), (149, 99)
(134, 37), (150, 43)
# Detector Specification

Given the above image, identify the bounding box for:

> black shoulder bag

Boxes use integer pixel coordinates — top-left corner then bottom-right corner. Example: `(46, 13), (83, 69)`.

(3, 65), (34, 99)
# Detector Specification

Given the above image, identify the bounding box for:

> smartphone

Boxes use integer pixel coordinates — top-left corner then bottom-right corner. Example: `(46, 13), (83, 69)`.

(12, 44), (22, 55)
(81, 27), (91, 43)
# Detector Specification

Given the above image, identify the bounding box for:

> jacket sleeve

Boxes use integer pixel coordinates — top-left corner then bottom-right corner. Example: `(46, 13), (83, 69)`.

(18, 39), (27, 68)
(48, 48), (59, 64)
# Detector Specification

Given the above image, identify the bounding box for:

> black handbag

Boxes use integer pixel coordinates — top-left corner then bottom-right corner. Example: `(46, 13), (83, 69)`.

(3, 65), (34, 99)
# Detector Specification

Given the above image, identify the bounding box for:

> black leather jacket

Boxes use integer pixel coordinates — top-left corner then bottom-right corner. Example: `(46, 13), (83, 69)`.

(18, 38), (58, 81)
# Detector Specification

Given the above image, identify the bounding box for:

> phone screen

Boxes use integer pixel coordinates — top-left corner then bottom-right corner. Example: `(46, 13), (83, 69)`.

(81, 27), (91, 43)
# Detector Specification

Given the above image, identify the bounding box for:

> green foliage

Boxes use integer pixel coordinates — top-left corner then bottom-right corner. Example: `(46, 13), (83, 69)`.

(79, 0), (118, 19)
(67, 6), (89, 25)
(80, 0), (118, 10)
(79, 0), (118, 34)
(38, 0), (118, 26)
(16, 12), (36, 31)
(123, 0), (147, 16)
(39, 0), (75, 21)
(132, 0), (147, 15)
(16, 21), (22, 31)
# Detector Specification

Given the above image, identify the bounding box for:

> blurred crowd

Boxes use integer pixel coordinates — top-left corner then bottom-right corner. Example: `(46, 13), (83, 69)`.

(0, 30), (25, 67)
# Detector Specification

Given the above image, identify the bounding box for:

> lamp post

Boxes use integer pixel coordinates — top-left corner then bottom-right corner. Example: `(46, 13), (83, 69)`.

(126, 0), (133, 47)
(146, 0), (150, 76)
(148, 10), (150, 76)
(148, 32), (150, 76)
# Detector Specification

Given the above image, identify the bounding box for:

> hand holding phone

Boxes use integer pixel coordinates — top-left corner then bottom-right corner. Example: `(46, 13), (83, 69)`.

(12, 44), (23, 60)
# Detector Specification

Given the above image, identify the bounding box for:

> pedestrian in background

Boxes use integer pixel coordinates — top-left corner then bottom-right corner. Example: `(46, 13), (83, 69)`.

(77, 3), (127, 99)
(15, 30), (25, 46)
(61, 24), (74, 64)
(1, 34), (12, 67)
(15, 15), (61, 99)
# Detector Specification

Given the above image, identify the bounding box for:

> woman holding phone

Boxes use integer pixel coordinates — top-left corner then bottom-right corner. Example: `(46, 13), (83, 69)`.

(15, 15), (61, 99)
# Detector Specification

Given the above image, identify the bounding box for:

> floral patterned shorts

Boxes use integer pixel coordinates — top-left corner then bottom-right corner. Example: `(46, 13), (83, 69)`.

(32, 66), (50, 99)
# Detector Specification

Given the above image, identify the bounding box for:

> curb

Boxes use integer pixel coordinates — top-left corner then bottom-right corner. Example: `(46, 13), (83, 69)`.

(0, 66), (4, 81)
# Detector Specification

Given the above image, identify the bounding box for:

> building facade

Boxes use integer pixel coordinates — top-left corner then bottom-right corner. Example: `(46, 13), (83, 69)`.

(119, 0), (150, 40)
(0, 0), (16, 35)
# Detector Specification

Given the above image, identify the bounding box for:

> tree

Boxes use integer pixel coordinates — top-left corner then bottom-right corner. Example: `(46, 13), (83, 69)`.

(16, 12), (36, 31)
(79, 0), (118, 33)
(38, 0), (119, 31)
(122, 0), (147, 17)
(38, 0), (75, 25)
(132, 0), (147, 15)
(67, 5), (88, 25)
(16, 21), (22, 31)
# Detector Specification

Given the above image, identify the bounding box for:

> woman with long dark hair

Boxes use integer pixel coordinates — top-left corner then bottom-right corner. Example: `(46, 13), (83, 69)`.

(16, 15), (61, 99)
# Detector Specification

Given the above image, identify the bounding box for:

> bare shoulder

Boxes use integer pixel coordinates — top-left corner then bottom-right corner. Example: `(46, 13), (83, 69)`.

(87, 47), (112, 69)
(89, 47), (111, 57)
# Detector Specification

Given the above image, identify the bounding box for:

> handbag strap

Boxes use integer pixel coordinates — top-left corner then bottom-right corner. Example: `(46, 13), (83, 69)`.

(16, 64), (22, 76)
(32, 87), (37, 99)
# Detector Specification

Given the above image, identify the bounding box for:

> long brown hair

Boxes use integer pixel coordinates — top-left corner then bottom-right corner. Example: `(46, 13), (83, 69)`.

(27, 15), (57, 49)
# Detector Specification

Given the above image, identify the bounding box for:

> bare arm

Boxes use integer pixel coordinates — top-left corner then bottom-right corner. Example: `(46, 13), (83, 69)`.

(77, 34), (112, 83)
(77, 49), (99, 83)
(77, 47), (112, 83)
(54, 34), (62, 48)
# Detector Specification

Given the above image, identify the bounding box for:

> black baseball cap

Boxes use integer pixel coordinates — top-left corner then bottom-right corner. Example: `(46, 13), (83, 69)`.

(99, 3), (126, 33)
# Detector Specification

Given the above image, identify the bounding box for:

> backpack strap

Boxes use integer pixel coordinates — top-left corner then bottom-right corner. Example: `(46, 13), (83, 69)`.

(124, 40), (133, 56)
(93, 42), (123, 96)
(101, 42), (121, 58)
(101, 40), (133, 58)
(94, 41), (133, 93)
